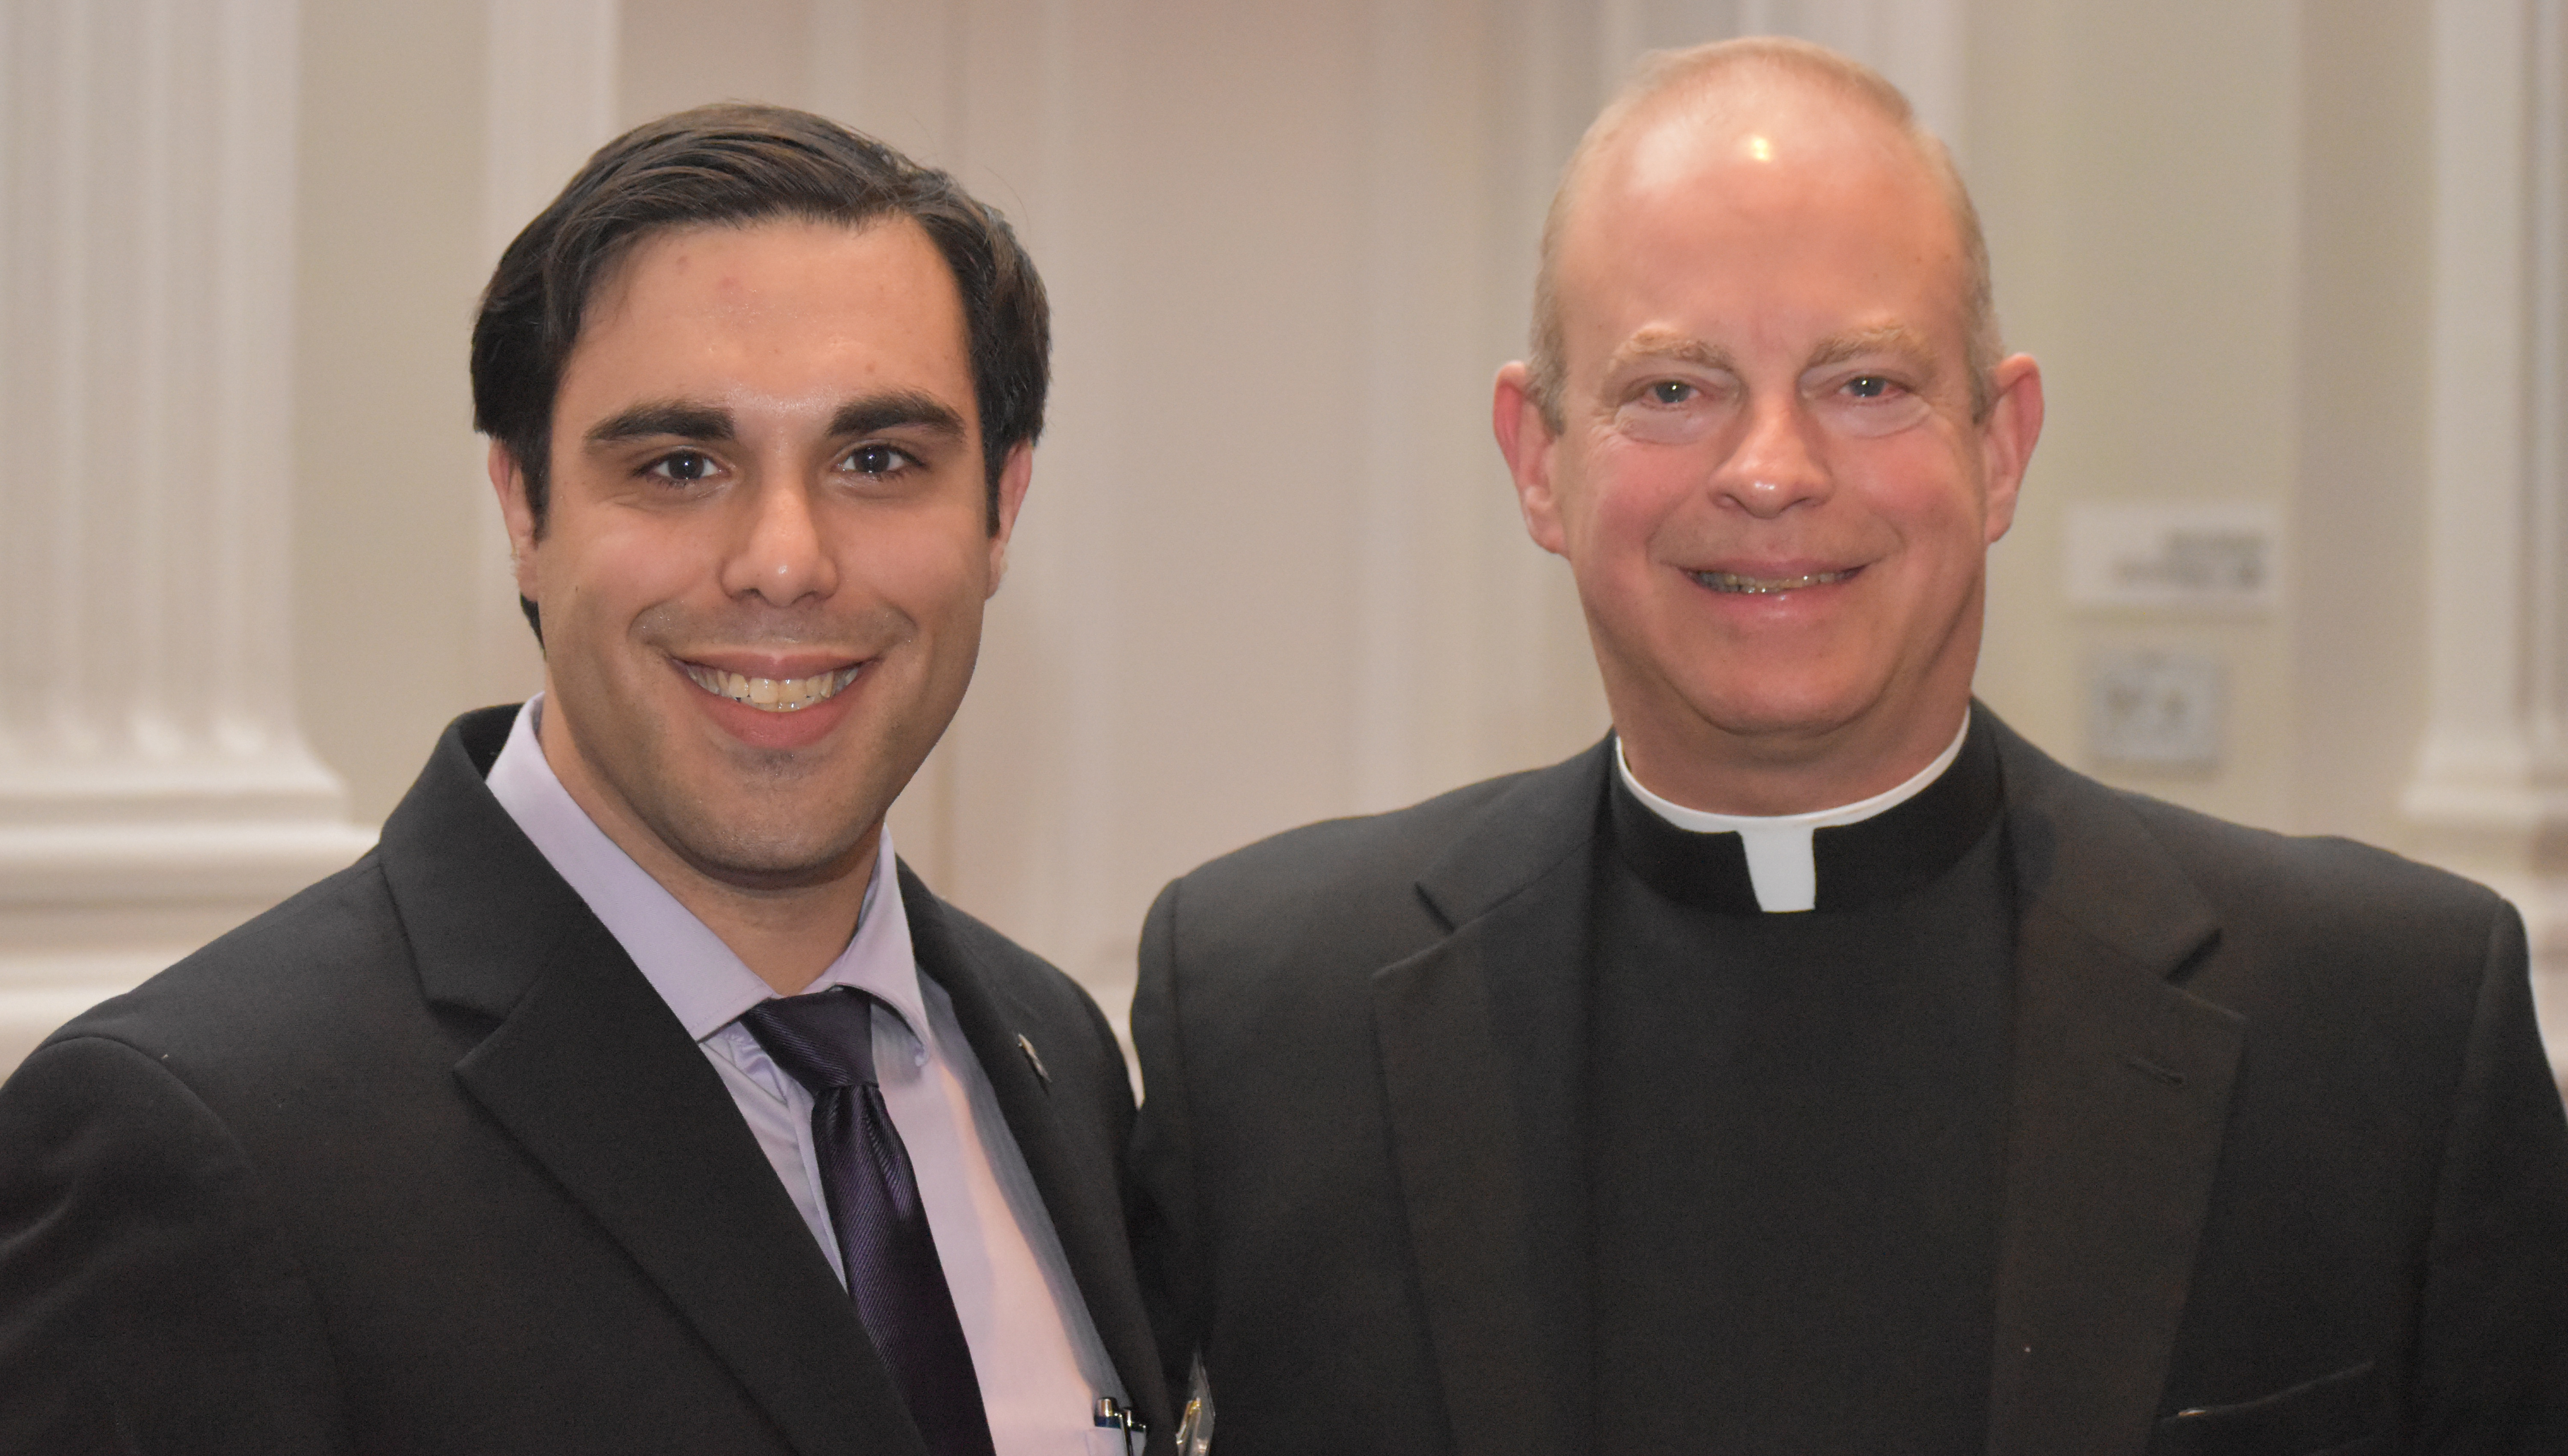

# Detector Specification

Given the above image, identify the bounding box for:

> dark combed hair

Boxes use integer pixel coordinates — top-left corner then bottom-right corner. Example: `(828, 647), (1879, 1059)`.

(472, 102), (1050, 537)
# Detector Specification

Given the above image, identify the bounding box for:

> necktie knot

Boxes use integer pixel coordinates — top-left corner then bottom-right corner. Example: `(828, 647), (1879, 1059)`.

(739, 986), (883, 1091)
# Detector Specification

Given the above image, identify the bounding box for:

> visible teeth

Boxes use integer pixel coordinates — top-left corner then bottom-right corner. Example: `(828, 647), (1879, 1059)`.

(1693, 568), (1855, 594)
(681, 663), (862, 712)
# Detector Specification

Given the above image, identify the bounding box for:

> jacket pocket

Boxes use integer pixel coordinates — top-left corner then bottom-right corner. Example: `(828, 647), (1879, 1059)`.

(2148, 1360), (2382, 1456)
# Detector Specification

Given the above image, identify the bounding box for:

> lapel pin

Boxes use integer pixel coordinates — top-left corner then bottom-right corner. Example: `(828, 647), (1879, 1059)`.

(1017, 1032), (1051, 1088)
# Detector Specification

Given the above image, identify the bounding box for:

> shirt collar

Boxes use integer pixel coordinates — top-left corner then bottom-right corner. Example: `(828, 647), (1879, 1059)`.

(1613, 710), (1975, 913)
(483, 695), (926, 1042)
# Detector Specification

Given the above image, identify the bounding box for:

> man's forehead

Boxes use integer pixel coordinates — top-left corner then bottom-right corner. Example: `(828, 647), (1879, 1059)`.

(1615, 88), (1796, 196)
(1552, 83), (1968, 338)
(555, 216), (974, 421)
(584, 215), (942, 318)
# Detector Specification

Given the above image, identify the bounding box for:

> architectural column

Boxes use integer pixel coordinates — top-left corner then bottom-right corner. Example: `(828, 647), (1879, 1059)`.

(0, 0), (374, 1065)
(2402, 0), (2568, 1037)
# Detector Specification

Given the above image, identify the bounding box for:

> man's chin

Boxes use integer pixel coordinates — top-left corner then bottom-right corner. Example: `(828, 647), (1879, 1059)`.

(654, 813), (886, 893)
(1670, 679), (1881, 745)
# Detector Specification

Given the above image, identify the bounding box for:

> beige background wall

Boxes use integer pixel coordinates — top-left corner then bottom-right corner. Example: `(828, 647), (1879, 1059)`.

(1969, 0), (2305, 828)
(9, 0), (2551, 1063)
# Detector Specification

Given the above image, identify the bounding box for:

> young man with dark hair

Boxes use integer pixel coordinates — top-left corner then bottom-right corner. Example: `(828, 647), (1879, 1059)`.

(0, 104), (1170, 1456)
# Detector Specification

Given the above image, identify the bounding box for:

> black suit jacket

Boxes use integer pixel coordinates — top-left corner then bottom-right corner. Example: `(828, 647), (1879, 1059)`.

(0, 707), (1173, 1456)
(1129, 714), (2568, 1456)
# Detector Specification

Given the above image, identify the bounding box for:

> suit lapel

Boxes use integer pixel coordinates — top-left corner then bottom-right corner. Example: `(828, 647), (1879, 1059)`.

(1373, 744), (1609, 1456)
(1983, 721), (2244, 1456)
(381, 711), (914, 1456)
(901, 867), (1175, 1453)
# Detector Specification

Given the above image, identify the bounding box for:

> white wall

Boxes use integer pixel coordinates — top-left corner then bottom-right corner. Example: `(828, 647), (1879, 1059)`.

(1968, 0), (2304, 830)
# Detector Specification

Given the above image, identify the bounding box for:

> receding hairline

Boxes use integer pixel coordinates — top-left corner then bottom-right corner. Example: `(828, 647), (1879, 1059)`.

(1528, 36), (2000, 426)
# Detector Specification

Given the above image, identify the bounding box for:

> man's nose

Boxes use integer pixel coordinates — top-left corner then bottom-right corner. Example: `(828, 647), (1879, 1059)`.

(721, 476), (839, 605)
(1713, 395), (1830, 519)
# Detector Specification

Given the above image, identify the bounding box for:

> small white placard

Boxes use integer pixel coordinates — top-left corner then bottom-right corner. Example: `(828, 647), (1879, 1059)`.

(2063, 501), (2282, 612)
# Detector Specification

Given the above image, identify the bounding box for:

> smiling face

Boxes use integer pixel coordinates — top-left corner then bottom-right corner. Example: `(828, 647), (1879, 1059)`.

(1496, 80), (2042, 814)
(496, 216), (1025, 896)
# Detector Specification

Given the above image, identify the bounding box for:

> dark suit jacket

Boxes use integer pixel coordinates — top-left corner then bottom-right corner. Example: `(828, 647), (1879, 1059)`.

(0, 706), (1173, 1456)
(1129, 714), (2568, 1456)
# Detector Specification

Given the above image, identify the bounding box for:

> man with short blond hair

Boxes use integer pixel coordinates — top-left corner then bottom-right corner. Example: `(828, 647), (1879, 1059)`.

(1132, 37), (2568, 1455)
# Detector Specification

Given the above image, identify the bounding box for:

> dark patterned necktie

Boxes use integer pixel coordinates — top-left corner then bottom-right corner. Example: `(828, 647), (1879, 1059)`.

(739, 987), (998, 1456)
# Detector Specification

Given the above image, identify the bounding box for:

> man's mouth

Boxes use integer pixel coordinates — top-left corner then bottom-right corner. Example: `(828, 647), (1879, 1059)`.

(1690, 567), (1859, 595)
(678, 662), (863, 712)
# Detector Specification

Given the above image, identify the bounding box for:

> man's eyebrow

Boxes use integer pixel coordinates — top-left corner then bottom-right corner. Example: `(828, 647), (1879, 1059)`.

(1806, 325), (1936, 372)
(829, 392), (968, 440)
(1605, 330), (1735, 375)
(580, 393), (970, 448)
(585, 401), (734, 445)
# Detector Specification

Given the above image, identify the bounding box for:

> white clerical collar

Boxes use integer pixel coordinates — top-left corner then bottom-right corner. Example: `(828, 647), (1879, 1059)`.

(1615, 710), (1974, 913)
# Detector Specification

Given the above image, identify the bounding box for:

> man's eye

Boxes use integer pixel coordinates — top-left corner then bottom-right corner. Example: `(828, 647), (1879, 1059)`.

(646, 451), (718, 483)
(1647, 380), (1696, 406)
(843, 443), (917, 476)
(1844, 375), (1896, 399)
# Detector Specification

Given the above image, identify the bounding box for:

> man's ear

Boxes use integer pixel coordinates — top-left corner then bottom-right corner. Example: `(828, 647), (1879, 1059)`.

(1494, 362), (1570, 557)
(488, 439), (542, 599)
(1977, 354), (2044, 544)
(984, 441), (1035, 596)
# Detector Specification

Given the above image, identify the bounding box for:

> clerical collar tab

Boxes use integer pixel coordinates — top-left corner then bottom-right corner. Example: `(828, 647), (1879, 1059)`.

(1608, 712), (2001, 915)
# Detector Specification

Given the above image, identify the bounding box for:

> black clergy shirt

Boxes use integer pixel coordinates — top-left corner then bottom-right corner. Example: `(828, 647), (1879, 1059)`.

(1588, 715), (2013, 1455)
